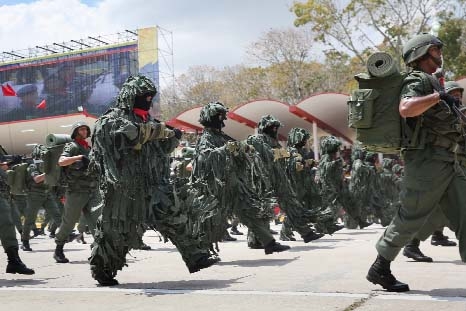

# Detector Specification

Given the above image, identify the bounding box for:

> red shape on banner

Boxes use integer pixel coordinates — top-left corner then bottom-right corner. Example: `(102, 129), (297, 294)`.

(1, 84), (16, 96)
(36, 99), (46, 109)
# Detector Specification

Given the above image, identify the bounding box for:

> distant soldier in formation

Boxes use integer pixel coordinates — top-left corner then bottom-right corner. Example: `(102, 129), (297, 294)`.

(247, 115), (323, 243)
(0, 157), (34, 275)
(188, 103), (289, 255)
(282, 127), (333, 241)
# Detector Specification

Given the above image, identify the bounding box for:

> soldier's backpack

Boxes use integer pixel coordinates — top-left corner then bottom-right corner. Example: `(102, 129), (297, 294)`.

(43, 134), (72, 186)
(6, 162), (29, 195)
(347, 52), (430, 154)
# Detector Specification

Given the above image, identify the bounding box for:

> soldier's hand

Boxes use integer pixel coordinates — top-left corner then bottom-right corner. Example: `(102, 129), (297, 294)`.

(296, 162), (304, 171)
(272, 148), (290, 161)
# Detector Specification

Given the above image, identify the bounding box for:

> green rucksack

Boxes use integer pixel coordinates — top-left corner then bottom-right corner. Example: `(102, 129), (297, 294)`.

(6, 163), (28, 195)
(43, 134), (72, 186)
(348, 52), (429, 154)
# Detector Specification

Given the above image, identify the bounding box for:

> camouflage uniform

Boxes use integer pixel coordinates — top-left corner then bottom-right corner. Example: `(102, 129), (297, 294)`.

(281, 128), (333, 240)
(21, 145), (62, 251)
(188, 104), (289, 254)
(54, 122), (101, 262)
(0, 162), (34, 275)
(89, 75), (216, 286)
(247, 115), (323, 242)
(318, 137), (364, 233)
(368, 33), (466, 292)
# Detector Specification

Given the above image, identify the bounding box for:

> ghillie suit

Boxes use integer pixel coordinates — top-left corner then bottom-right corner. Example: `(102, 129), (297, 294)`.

(281, 128), (333, 240)
(88, 75), (215, 286)
(318, 137), (367, 232)
(247, 115), (323, 243)
(188, 103), (289, 255)
(377, 158), (399, 226)
(363, 152), (388, 224)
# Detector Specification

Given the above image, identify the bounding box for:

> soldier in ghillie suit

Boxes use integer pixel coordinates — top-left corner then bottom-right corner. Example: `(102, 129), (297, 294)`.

(188, 103), (290, 255)
(378, 158), (399, 227)
(88, 75), (217, 286)
(281, 128), (333, 241)
(247, 115), (324, 243)
(318, 137), (369, 233)
(363, 152), (387, 225)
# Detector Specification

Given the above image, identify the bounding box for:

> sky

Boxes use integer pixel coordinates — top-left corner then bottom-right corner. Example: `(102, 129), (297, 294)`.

(0, 0), (299, 79)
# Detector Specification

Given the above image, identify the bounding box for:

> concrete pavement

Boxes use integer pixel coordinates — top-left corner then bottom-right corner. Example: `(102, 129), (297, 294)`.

(0, 224), (465, 311)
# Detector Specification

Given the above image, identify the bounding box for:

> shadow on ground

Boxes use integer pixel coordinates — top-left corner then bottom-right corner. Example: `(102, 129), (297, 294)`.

(217, 257), (299, 267)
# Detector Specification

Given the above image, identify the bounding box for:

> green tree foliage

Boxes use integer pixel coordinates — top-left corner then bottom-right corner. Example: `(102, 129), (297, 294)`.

(292, 0), (452, 66)
(438, 15), (466, 78)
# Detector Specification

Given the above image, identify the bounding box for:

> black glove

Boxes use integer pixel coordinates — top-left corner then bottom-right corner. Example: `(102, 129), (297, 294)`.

(173, 128), (183, 140)
(81, 155), (90, 169)
(439, 91), (460, 107)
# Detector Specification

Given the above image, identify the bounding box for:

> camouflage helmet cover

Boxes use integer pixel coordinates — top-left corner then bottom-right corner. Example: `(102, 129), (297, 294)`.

(199, 102), (228, 126)
(402, 33), (443, 65)
(31, 144), (47, 159)
(115, 75), (157, 110)
(287, 127), (310, 147)
(351, 142), (366, 161)
(257, 115), (282, 133)
(320, 136), (341, 155)
(181, 147), (195, 159)
(445, 81), (464, 94)
(382, 158), (394, 170)
(71, 121), (91, 139)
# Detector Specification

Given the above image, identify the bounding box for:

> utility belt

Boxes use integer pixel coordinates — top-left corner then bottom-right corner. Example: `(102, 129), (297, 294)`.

(424, 132), (466, 155)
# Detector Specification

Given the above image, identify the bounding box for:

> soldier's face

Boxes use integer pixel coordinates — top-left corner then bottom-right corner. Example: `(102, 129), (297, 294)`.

(428, 46), (443, 68)
(449, 89), (463, 101)
(76, 127), (88, 139)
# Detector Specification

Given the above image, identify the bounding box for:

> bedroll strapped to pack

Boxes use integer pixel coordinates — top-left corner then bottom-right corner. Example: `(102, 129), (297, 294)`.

(348, 52), (406, 154)
(43, 134), (72, 186)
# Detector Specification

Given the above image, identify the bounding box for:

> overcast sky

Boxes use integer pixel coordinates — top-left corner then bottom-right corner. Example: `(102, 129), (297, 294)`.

(0, 0), (298, 78)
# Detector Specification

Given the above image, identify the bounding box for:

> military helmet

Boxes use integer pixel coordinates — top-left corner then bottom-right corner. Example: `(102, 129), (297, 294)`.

(320, 136), (341, 155)
(71, 121), (91, 139)
(382, 158), (394, 170)
(257, 115), (282, 133)
(445, 81), (464, 94)
(115, 75), (157, 110)
(181, 147), (195, 159)
(402, 33), (443, 65)
(351, 143), (365, 161)
(31, 144), (47, 160)
(199, 102), (228, 126)
(287, 127), (310, 147)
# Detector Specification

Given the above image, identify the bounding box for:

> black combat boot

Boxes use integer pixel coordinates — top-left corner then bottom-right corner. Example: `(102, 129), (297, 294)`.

(32, 227), (41, 238)
(279, 231), (296, 241)
(403, 239), (433, 262)
(366, 255), (409, 292)
(140, 243), (151, 250)
(222, 230), (237, 242)
(269, 228), (278, 234)
(188, 255), (220, 273)
(230, 226), (244, 235)
(53, 243), (69, 263)
(5, 247), (35, 275)
(302, 230), (325, 243)
(75, 233), (87, 244)
(264, 240), (291, 254)
(21, 240), (32, 251)
(431, 231), (457, 247)
(358, 219), (372, 229)
(49, 228), (56, 239)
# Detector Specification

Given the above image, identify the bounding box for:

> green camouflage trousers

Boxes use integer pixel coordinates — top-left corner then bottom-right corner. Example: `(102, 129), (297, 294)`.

(0, 194), (18, 250)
